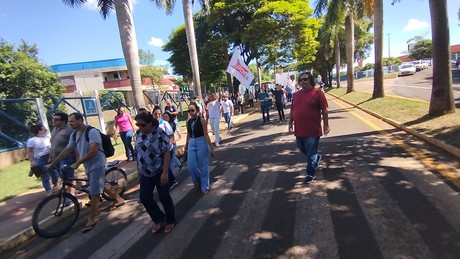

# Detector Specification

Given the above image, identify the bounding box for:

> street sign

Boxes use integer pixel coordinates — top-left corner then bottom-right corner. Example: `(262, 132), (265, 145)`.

(84, 99), (98, 116)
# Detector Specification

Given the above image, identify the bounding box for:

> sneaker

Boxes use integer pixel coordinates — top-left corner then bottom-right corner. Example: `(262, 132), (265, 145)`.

(178, 165), (183, 173)
(28, 170), (34, 177)
(202, 187), (210, 195)
(170, 180), (179, 190)
(164, 223), (175, 233)
(315, 155), (322, 170)
(46, 190), (52, 196)
(304, 175), (316, 184)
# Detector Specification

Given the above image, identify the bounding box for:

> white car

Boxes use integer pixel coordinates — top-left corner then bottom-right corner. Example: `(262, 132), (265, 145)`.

(399, 64), (416, 76)
(411, 60), (424, 71)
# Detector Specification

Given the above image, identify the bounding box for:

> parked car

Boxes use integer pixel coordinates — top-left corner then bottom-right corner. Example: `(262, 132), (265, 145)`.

(411, 60), (424, 71)
(398, 64), (416, 76)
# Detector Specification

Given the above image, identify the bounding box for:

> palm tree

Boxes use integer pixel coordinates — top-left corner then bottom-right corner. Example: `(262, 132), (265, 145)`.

(315, 0), (363, 93)
(392, 0), (454, 115)
(427, 0), (455, 115)
(63, 0), (145, 110)
(154, 0), (209, 99)
(362, 0), (385, 99)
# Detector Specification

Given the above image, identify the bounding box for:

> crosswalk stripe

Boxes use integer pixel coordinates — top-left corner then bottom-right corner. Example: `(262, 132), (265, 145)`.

(89, 166), (217, 259)
(346, 162), (433, 258)
(145, 165), (241, 258)
(212, 164), (279, 258)
(37, 167), (214, 259)
(288, 165), (339, 258)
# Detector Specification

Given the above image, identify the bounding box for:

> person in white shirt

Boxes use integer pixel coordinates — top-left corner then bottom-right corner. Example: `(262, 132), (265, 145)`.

(221, 95), (234, 133)
(287, 75), (297, 103)
(206, 93), (222, 147)
(27, 124), (59, 195)
(153, 107), (178, 188)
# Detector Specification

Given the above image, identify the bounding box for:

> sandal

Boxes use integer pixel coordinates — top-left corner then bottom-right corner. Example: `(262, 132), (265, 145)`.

(164, 223), (175, 233)
(81, 221), (97, 233)
(109, 201), (126, 211)
(152, 219), (166, 234)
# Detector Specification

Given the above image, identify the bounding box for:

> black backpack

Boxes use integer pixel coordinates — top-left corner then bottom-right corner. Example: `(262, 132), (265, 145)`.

(72, 126), (115, 158)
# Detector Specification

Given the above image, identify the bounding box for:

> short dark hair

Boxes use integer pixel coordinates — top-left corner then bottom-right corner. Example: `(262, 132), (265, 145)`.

(29, 124), (44, 135)
(134, 112), (159, 128)
(69, 112), (84, 121)
(54, 112), (68, 123)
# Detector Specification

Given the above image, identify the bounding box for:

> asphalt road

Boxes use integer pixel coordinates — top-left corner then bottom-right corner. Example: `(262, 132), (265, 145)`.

(353, 66), (460, 108)
(3, 98), (460, 258)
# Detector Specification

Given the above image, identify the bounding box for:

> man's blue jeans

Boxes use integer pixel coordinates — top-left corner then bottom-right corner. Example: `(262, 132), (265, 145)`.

(186, 137), (210, 192)
(223, 112), (232, 131)
(296, 137), (320, 177)
(139, 173), (175, 224)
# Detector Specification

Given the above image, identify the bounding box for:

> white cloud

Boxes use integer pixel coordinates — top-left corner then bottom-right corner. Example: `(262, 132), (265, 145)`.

(403, 19), (429, 32)
(84, 0), (99, 10)
(148, 37), (164, 47)
(84, 0), (137, 11)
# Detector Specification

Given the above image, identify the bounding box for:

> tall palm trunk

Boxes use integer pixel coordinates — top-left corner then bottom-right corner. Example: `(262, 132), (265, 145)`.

(182, 0), (202, 98)
(345, 14), (354, 93)
(334, 34), (341, 89)
(373, 0), (384, 98)
(114, 0), (144, 109)
(428, 0), (455, 115)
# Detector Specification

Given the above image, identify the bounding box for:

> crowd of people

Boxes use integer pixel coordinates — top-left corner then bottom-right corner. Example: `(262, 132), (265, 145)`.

(26, 72), (329, 235)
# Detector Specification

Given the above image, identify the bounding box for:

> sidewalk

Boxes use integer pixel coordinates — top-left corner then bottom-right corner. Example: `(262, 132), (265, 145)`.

(0, 106), (258, 254)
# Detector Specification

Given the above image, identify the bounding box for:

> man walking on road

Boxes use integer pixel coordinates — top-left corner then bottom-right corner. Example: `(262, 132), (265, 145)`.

(207, 93), (222, 147)
(46, 113), (125, 233)
(289, 72), (330, 183)
(221, 95), (234, 133)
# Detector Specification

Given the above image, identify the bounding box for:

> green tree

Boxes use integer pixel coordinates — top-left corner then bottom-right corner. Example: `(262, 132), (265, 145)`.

(0, 40), (65, 106)
(409, 39), (432, 60)
(140, 65), (169, 86)
(138, 49), (155, 66)
(315, 0), (367, 93)
(154, 0), (210, 99)
(392, 0), (454, 115)
(362, 63), (375, 71)
(63, 0), (145, 109)
(383, 57), (402, 66)
(17, 39), (39, 60)
(0, 39), (66, 148)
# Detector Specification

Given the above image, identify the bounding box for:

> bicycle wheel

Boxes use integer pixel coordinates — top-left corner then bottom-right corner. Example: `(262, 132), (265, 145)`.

(32, 192), (79, 238)
(102, 167), (128, 201)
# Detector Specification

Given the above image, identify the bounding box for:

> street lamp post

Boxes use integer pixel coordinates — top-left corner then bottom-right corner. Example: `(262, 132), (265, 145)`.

(387, 33), (391, 59)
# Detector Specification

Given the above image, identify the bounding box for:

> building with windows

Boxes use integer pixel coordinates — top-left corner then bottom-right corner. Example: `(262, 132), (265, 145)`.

(51, 58), (177, 94)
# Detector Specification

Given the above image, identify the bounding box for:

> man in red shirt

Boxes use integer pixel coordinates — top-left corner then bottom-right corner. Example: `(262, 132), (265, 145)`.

(288, 72), (330, 183)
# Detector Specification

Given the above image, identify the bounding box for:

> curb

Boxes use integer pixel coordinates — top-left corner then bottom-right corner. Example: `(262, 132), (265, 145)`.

(327, 92), (460, 160)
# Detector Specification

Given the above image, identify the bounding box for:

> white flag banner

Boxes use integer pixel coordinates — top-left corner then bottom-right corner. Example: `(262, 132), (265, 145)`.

(226, 47), (255, 87)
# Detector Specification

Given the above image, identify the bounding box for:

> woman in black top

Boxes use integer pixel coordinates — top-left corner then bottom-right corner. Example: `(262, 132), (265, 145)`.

(184, 102), (214, 194)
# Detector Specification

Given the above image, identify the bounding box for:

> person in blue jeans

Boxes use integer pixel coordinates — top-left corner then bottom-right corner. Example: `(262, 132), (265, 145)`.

(185, 102), (215, 194)
(221, 95), (234, 133)
(258, 86), (271, 124)
(27, 124), (59, 195)
(288, 72), (330, 183)
(134, 112), (175, 234)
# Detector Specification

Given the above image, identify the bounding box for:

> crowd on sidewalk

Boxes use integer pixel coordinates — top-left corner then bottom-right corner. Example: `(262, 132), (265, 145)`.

(22, 72), (329, 236)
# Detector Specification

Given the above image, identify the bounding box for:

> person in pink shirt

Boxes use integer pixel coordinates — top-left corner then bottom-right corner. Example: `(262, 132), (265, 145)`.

(114, 107), (135, 161)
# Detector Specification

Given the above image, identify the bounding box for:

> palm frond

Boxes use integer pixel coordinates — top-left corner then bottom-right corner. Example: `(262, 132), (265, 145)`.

(62, 0), (86, 8)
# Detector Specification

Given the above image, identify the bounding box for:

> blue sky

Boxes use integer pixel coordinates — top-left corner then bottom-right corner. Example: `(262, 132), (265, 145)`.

(1, 0), (459, 68)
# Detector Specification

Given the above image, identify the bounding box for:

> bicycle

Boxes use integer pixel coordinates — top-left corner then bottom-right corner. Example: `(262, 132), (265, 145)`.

(32, 160), (128, 238)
